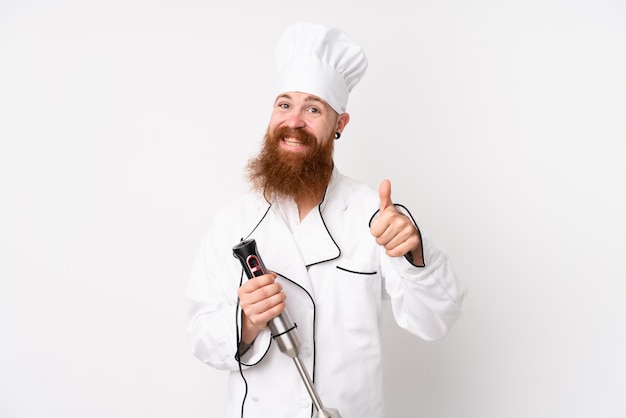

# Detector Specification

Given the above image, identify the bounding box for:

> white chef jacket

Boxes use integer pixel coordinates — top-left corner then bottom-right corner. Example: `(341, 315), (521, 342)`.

(187, 167), (466, 418)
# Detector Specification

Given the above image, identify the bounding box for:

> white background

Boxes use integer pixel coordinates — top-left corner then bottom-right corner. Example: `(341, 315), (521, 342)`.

(1, 1), (625, 417)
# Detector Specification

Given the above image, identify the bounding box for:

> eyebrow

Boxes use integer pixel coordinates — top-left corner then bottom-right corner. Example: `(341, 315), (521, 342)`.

(275, 93), (327, 106)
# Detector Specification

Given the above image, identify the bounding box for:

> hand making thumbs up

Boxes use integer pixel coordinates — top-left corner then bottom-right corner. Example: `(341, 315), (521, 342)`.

(370, 179), (424, 265)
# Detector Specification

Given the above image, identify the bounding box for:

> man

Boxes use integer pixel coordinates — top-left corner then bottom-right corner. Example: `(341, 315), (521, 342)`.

(187, 21), (466, 418)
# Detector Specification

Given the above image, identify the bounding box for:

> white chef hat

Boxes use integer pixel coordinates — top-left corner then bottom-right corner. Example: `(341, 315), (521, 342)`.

(274, 21), (368, 114)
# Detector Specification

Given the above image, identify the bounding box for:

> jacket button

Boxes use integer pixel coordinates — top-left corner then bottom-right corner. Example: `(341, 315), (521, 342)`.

(300, 346), (312, 358)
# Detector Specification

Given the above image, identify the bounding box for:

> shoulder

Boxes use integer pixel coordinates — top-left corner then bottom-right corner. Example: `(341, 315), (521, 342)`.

(209, 191), (270, 239)
(323, 169), (379, 219)
(329, 170), (378, 204)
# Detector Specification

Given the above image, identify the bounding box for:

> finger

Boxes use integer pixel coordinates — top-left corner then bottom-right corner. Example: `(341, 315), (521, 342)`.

(239, 272), (277, 293)
(385, 241), (414, 258)
(243, 285), (286, 329)
(238, 274), (279, 310)
(247, 300), (286, 329)
(246, 290), (286, 317)
(381, 218), (421, 257)
(382, 230), (419, 257)
(378, 179), (393, 212)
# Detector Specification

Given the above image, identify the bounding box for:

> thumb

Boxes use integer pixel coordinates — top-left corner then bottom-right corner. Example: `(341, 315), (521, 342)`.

(378, 179), (393, 212)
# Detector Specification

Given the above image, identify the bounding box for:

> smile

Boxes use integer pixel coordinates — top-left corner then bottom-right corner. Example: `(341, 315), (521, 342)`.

(283, 138), (305, 147)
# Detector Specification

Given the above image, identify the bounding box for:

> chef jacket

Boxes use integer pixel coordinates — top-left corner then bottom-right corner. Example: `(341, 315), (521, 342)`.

(187, 167), (466, 418)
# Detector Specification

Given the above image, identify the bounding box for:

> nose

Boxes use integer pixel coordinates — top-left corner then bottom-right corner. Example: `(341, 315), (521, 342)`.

(284, 110), (306, 129)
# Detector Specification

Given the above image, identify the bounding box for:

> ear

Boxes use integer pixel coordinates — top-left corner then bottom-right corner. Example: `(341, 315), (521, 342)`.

(335, 113), (350, 134)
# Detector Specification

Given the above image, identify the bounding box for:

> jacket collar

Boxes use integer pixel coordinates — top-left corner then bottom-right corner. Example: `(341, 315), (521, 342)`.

(245, 167), (344, 292)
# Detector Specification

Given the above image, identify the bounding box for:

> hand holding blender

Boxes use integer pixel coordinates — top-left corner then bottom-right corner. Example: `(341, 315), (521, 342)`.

(233, 238), (341, 418)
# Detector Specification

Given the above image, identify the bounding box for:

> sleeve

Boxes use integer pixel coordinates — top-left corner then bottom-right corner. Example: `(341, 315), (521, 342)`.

(186, 224), (272, 372)
(379, 205), (467, 341)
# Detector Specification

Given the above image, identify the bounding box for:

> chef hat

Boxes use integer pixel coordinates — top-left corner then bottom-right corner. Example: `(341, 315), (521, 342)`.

(274, 21), (368, 114)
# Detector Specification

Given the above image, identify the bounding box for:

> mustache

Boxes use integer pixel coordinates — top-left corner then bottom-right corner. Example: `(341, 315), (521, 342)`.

(271, 127), (317, 146)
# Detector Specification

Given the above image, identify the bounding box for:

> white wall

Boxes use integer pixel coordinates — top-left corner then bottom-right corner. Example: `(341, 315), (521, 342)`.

(1, 1), (624, 417)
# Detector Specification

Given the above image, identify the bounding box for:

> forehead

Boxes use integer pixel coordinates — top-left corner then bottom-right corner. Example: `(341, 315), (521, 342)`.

(274, 92), (330, 108)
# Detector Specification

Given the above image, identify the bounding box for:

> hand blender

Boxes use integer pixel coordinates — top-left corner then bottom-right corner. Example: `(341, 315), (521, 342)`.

(233, 238), (341, 418)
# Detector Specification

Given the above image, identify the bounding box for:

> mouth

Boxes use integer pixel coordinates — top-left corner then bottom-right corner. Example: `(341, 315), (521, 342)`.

(283, 137), (305, 147)
(272, 127), (314, 153)
(280, 136), (311, 152)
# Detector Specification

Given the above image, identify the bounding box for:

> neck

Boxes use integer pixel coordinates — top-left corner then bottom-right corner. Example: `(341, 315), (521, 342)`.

(264, 190), (323, 221)
(296, 196), (322, 221)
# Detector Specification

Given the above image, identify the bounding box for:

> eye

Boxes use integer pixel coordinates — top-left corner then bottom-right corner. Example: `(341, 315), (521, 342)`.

(308, 106), (321, 114)
(278, 102), (289, 109)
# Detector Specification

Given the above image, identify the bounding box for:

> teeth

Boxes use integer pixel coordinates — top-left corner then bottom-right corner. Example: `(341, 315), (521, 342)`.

(284, 138), (303, 146)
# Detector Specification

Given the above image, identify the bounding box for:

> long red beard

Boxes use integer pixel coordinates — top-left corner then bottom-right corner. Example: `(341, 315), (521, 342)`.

(246, 126), (335, 204)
